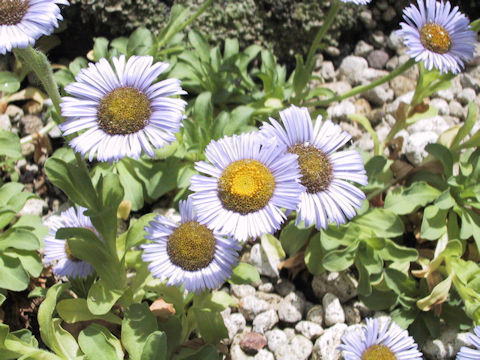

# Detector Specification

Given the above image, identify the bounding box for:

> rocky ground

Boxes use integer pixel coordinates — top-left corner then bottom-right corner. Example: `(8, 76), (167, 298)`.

(2, 4), (480, 360)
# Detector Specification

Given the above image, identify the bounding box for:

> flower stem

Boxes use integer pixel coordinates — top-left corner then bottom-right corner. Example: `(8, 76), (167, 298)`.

(308, 58), (417, 107)
(20, 121), (57, 145)
(14, 46), (63, 121)
(305, 0), (342, 72)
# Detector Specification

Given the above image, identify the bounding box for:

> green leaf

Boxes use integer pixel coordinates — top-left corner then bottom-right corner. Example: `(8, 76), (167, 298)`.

(122, 303), (158, 360)
(93, 37), (109, 61)
(0, 72), (20, 94)
(0, 130), (22, 159)
(54, 69), (75, 88)
(425, 143), (453, 178)
(222, 106), (255, 136)
(417, 275), (452, 311)
(379, 239), (418, 263)
(359, 287), (397, 311)
(0, 254), (29, 291)
(57, 298), (122, 325)
(322, 241), (359, 272)
(128, 28), (155, 56)
(181, 344), (218, 360)
(38, 283), (81, 358)
(116, 160), (145, 211)
(88, 279), (124, 316)
(384, 268), (416, 297)
(420, 205), (447, 240)
(304, 235), (325, 275)
(191, 307), (228, 344)
(68, 57), (88, 76)
(0, 228), (39, 251)
(460, 208), (480, 249)
(229, 263), (260, 285)
(157, 316), (182, 359)
(354, 208), (405, 238)
(140, 331), (167, 360)
(188, 31), (210, 63)
(78, 325), (122, 360)
(123, 213), (156, 254)
(435, 190), (456, 210)
(384, 182), (441, 215)
(5, 249), (42, 278)
(280, 221), (312, 256)
(451, 102), (477, 150)
(44, 156), (98, 211)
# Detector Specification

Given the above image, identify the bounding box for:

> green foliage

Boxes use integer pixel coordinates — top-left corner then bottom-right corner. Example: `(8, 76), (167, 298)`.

(0, 183), (45, 292)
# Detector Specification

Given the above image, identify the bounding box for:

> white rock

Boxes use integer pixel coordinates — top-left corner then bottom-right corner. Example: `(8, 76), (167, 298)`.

(224, 313), (247, 342)
(436, 89), (454, 101)
(231, 284), (256, 298)
(295, 321), (324, 340)
(312, 272), (358, 303)
(457, 88), (476, 105)
(430, 98), (450, 116)
(231, 344), (252, 360)
(311, 323), (348, 360)
(278, 292), (305, 324)
(344, 305), (361, 325)
(363, 84), (394, 106)
(359, 10), (375, 29)
(249, 243), (279, 278)
(422, 327), (470, 360)
(321, 61), (336, 82)
(240, 295), (270, 321)
(405, 131), (439, 165)
(258, 282), (274, 293)
(460, 73), (480, 91)
(253, 309), (278, 334)
(354, 40), (374, 57)
(327, 100), (355, 121)
(306, 305), (324, 326)
(388, 30), (404, 52)
(274, 279), (295, 297)
(408, 115), (450, 136)
(253, 349), (274, 360)
(0, 114), (11, 131)
(449, 101), (466, 120)
(322, 293), (345, 326)
(19, 198), (45, 217)
(274, 335), (313, 360)
(339, 56), (368, 85)
(386, 91), (414, 114)
(266, 329), (288, 353)
(256, 292), (283, 311)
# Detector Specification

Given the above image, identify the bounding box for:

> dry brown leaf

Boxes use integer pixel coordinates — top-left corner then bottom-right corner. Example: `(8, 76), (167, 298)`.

(279, 250), (306, 279)
(33, 133), (52, 164)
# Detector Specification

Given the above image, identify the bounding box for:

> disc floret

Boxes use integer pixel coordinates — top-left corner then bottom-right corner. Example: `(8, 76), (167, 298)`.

(288, 144), (333, 194)
(362, 345), (396, 360)
(218, 159), (275, 214)
(420, 23), (451, 54)
(167, 221), (216, 271)
(0, 0), (28, 25)
(98, 87), (151, 135)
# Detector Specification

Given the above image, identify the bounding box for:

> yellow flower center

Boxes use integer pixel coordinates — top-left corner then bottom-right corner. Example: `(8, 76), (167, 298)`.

(0, 0), (29, 25)
(362, 345), (396, 360)
(97, 87), (151, 135)
(288, 144), (333, 194)
(218, 159), (275, 214)
(420, 23), (452, 54)
(64, 241), (81, 262)
(167, 221), (216, 271)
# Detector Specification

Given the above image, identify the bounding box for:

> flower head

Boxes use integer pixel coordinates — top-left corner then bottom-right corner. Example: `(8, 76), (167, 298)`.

(339, 318), (423, 360)
(141, 197), (240, 293)
(0, 0), (68, 55)
(340, 0), (371, 4)
(190, 132), (304, 242)
(60, 55), (186, 162)
(43, 206), (95, 278)
(397, 0), (476, 74)
(260, 106), (367, 230)
(456, 326), (480, 360)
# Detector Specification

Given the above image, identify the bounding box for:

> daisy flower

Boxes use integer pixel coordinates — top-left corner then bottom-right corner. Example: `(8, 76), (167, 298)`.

(0, 0), (68, 55)
(43, 206), (96, 278)
(141, 197), (240, 293)
(60, 55), (187, 162)
(339, 318), (423, 360)
(397, 0), (476, 74)
(260, 105), (367, 230)
(190, 132), (304, 242)
(456, 326), (480, 360)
